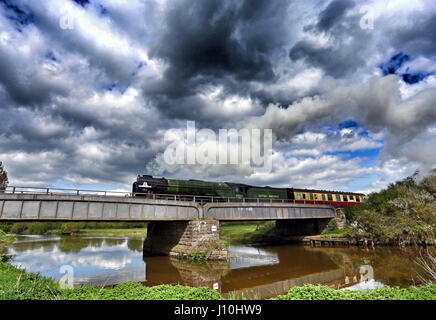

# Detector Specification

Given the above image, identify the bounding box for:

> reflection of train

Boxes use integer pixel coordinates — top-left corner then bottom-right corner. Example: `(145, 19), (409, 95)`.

(133, 175), (365, 207)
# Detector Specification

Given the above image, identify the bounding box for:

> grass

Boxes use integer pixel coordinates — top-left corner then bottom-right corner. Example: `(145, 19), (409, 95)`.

(1, 261), (435, 300)
(78, 228), (147, 238)
(219, 222), (279, 245)
(0, 222), (147, 236)
(0, 230), (16, 247)
(0, 261), (222, 300)
(321, 228), (351, 238)
(274, 284), (436, 300)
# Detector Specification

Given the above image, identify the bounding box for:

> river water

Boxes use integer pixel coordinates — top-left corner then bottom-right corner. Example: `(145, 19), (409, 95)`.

(3, 235), (433, 299)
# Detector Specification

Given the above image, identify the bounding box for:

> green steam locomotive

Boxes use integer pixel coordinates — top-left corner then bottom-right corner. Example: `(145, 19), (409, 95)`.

(132, 175), (365, 207)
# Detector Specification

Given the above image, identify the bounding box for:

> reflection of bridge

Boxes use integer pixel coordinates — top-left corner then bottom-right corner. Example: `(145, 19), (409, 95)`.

(142, 245), (359, 299)
(0, 187), (336, 260)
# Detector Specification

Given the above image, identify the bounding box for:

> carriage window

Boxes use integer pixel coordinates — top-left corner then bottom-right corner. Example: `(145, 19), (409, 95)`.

(343, 195), (348, 201)
(296, 192), (301, 200)
(302, 193), (306, 199)
(310, 193), (314, 200)
(323, 194), (327, 201)
(327, 194), (333, 201)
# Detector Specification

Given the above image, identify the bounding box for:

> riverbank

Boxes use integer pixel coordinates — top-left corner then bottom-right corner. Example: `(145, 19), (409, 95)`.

(0, 222), (148, 238)
(274, 284), (436, 300)
(78, 228), (147, 238)
(0, 260), (221, 300)
(0, 230), (16, 247)
(219, 221), (280, 245)
(1, 261), (435, 300)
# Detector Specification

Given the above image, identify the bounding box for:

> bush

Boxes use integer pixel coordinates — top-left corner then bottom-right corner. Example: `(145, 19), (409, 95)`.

(1, 261), (435, 300)
(10, 223), (30, 235)
(346, 170), (436, 243)
(0, 223), (13, 233)
(274, 284), (436, 300)
(60, 223), (86, 234)
(0, 262), (60, 300)
(26, 222), (60, 235)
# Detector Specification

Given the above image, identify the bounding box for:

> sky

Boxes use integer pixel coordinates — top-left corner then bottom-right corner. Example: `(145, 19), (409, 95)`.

(0, 0), (435, 193)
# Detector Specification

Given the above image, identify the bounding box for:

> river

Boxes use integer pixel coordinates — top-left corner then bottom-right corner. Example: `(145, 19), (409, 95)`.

(3, 235), (433, 299)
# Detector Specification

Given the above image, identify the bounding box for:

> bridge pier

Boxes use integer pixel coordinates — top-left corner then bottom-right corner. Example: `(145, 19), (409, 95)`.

(143, 219), (228, 260)
(275, 218), (331, 237)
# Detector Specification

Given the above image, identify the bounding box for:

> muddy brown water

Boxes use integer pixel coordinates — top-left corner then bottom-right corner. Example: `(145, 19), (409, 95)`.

(4, 235), (434, 299)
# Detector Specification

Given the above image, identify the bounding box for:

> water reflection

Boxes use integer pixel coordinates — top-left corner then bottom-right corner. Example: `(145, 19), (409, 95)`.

(6, 236), (433, 298)
(229, 246), (279, 269)
(8, 236), (146, 286)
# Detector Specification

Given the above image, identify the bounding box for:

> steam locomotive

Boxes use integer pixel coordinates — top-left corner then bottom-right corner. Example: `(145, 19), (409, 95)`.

(133, 175), (365, 207)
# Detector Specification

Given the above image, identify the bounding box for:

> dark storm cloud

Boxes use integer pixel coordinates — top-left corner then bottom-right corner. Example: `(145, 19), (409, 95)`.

(0, 0), (34, 27)
(289, 0), (370, 78)
(391, 11), (436, 59)
(289, 40), (366, 78)
(72, 0), (89, 8)
(146, 0), (294, 123)
(1, 0), (436, 191)
(316, 0), (355, 32)
(151, 0), (288, 82)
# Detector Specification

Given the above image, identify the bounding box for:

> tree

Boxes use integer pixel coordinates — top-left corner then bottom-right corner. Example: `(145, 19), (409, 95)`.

(0, 161), (8, 192)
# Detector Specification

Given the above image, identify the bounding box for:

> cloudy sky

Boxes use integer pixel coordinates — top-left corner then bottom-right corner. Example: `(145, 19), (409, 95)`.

(0, 0), (435, 193)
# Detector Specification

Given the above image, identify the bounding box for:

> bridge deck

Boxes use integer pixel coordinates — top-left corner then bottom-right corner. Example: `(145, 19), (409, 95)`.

(0, 193), (336, 221)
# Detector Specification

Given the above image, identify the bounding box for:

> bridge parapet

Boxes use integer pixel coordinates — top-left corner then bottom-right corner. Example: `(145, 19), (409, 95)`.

(0, 193), (200, 221)
(0, 193), (336, 221)
(203, 202), (336, 220)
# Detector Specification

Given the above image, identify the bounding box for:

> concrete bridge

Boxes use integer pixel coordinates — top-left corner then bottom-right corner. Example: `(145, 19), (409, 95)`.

(0, 186), (337, 260)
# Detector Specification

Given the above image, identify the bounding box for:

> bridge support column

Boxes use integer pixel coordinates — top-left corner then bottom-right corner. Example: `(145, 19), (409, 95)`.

(143, 219), (228, 260)
(335, 208), (347, 230)
(276, 218), (331, 237)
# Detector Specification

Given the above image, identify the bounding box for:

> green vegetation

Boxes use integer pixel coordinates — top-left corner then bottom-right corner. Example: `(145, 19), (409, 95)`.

(0, 261), (222, 300)
(274, 284), (436, 300)
(0, 161), (8, 192)
(191, 238), (229, 263)
(346, 170), (436, 244)
(321, 227), (351, 238)
(0, 222), (147, 236)
(220, 221), (279, 244)
(0, 230), (16, 247)
(1, 261), (435, 300)
(79, 228), (147, 238)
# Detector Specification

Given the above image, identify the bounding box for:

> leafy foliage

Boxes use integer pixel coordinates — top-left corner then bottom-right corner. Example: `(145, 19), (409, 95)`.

(346, 170), (436, 243)
(0, 230), (16, 247)
(0, 161), (8, 192)
(1, 261), (435, 300)
(0, 221), (147, 235)
(274, 284), (436, 300)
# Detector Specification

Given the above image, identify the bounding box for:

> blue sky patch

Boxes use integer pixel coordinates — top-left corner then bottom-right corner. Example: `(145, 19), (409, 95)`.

(325, 147), (380, 161)
(379, 52), (410, 76)
(380, 52), (432, 85)
(51, 179), (127, 192)
(338, 119), (359, 130)
(402, 72), (430, 85)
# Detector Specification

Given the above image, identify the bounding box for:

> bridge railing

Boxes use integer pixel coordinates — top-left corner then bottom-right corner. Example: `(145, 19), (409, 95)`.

(2, 186), (359, 207)
(4, 186), (132, 197)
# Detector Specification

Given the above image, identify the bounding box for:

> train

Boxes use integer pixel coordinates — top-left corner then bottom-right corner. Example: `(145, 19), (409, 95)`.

(132, 175), (366, 207)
